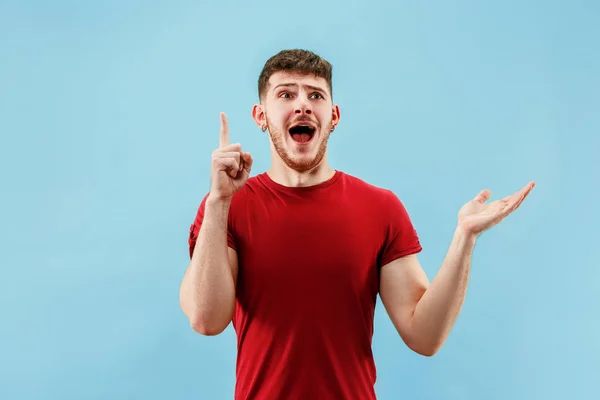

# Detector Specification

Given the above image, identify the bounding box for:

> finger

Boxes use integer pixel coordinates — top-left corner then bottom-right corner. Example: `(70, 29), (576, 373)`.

(232, 150), (244, 172)
(214, 151), (241, 169)
(514, 194), (527, 211)
(474, 189), (492, 203)
(510, 181), (535, 206)
(214, 157), (240, 173)
(215, 148), (243, 173)
(525, 181), (536, 197)
(526, 181), (536, 190)
(503, 182), (535, 215)
(215, 151), (241, 161)
(511, 183), (535, 211)
(515, 181), (535, 198)
(219, 143), (242, 153)
(241, 152), (253, 171)
(502, 196), (525, 217)
(219, 112), (230, 148)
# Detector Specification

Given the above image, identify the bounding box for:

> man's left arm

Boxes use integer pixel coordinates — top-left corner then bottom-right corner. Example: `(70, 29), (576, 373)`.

(380, 181), (535, 357)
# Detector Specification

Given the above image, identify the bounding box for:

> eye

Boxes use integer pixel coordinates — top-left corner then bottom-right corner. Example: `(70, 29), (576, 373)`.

(311, 93), (324, 99)
(279, 92), (292, 99)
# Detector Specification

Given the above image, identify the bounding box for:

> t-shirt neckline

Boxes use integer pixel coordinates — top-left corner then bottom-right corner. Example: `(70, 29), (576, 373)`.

(257, 170), (342, 193)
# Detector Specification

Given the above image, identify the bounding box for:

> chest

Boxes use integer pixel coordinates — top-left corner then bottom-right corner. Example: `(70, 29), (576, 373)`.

(233, 195), (386, 294)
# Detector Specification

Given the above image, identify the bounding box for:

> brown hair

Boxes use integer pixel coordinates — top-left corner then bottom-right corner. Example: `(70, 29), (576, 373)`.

(258, 49), (333, 101)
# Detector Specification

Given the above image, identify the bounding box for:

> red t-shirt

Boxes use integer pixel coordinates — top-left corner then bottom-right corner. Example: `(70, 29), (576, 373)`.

(188, 170), (422, 400)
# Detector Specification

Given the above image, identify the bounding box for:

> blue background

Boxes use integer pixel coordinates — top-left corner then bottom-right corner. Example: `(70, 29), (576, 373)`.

(1, 1), (598, 399)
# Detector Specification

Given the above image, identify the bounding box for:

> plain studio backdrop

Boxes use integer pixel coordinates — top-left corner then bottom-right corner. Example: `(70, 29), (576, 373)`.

(1, 1), (598, 399)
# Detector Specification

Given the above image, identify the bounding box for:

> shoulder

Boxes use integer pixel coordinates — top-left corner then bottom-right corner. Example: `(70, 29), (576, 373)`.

(224, 172), (271, 211)
(189, 174), (269, 238)
(191, 173), (267, 217)
(230, 173), (268, 200)
(337, 171), (400, 204)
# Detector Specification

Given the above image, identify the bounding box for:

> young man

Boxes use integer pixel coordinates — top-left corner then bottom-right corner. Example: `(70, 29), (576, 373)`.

(179, 49), (535, 399)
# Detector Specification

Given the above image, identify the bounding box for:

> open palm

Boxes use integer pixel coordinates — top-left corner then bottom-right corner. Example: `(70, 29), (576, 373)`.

(458, 181), (536, 236)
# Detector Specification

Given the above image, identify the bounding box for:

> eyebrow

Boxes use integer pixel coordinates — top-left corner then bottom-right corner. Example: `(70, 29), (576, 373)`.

(273, 83), (328, 96)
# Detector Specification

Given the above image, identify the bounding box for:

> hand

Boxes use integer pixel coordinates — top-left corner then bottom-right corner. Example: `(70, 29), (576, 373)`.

(209, 112), (253, 201)
(457, 181), (536, 236)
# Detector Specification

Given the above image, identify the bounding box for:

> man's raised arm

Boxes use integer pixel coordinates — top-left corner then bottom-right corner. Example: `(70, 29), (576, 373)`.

(179, 113), (253, 335)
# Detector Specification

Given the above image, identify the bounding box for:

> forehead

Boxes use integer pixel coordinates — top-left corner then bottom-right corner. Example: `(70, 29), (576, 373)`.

(267, 71), (329, 93)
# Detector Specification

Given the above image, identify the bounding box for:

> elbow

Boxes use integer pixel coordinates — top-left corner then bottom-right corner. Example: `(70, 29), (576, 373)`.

(180, 301), (228, 336)
(179, 286), (233, 336)
(189, 314), (229, 336)
(191, 319), (227, 336)
(412, 344), (441, 357)
(180, 305), (231, 336)
(179, 292), (226, 336)
(405, 336), (443, 357)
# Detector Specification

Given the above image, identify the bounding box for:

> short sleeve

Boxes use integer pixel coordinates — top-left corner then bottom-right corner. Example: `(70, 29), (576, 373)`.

(188, 193), (237, 259)
(378, 191), (422, 267)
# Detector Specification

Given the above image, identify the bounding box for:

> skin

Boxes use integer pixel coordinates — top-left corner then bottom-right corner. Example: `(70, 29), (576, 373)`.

(179, 70), (536, 356)
(251, 71), (340, 187)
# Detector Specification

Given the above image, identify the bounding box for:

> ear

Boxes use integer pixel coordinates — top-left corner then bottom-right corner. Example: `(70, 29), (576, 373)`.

(331, 104), (341, 129)
(252, 104), (266, 129)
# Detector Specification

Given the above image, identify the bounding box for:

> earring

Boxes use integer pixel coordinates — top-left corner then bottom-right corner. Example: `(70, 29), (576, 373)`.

(261, 124), (267, 132)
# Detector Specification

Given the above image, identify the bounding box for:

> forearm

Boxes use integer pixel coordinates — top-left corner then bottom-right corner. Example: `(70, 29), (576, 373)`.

(180, 196), (236, 335)
(410, 225), (477, 354)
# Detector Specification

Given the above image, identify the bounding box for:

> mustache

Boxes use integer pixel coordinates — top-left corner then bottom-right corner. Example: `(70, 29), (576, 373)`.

(288, 115), (319, 127)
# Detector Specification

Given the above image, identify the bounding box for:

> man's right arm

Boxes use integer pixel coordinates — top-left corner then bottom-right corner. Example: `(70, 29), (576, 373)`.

(180, 111), (252, 335)
(179, 195), (238, 336)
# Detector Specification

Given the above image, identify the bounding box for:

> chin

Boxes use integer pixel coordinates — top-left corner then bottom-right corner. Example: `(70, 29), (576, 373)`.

(284, 145), (327, 172)
(269, 125), (330, 172)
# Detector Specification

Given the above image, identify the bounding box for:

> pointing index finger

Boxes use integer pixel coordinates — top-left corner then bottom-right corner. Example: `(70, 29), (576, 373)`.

(219, 112), (230, 148)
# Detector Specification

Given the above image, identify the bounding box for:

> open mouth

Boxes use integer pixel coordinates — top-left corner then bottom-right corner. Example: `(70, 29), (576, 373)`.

(289, 124), (316, 144)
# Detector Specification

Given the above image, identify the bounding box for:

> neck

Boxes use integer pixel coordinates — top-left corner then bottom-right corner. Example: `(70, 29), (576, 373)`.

(267, 155), (336, 188)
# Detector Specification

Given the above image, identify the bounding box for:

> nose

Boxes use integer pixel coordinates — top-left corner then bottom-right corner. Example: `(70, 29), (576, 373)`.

(294, 98), (312, 115)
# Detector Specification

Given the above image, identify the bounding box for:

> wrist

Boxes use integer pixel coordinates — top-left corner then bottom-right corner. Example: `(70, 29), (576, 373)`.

(206, 193), (232, 213)
(454, 223), (479, 245)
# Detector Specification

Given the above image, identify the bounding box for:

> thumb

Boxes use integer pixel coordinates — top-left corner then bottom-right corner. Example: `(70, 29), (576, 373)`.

(474, 189), (491, 203)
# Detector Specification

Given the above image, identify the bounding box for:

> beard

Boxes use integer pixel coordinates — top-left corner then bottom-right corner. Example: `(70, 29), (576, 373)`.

(265, 115), (332, 173)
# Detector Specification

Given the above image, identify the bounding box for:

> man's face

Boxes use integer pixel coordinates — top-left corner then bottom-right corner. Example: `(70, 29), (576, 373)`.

(253, 71), (340, 172)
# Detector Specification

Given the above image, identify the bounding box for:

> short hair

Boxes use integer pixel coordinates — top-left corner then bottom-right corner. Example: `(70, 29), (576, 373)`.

(257, 49), (333, 101)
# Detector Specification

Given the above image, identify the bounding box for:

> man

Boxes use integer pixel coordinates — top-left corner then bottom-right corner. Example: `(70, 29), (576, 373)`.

(179, 49), (535, 399)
